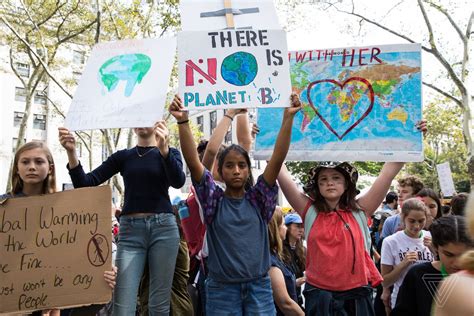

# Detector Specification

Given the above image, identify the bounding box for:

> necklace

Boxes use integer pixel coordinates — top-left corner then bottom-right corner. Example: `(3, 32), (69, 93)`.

(136, 146), (155, 158)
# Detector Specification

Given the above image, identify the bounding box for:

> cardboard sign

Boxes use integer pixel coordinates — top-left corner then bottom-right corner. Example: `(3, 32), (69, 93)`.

(0, 186), (112, 314)
(180, 0), (281, 31)
(178, 29), (291, 110)
(436, 162), (456, 197)
(65, 38), (176, 131)
(255, 43), (423, 162)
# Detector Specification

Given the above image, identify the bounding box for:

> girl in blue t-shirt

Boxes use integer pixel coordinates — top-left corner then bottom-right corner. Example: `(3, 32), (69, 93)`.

(170, 94), (301, 315)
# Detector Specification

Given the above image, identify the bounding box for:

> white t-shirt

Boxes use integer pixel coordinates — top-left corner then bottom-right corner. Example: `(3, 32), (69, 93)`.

(381, 230), (434, 308)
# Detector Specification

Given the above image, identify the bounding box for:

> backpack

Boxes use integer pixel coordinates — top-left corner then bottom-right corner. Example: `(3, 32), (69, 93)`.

(177, 187), (206, 269)
(303, 201), (371, 252)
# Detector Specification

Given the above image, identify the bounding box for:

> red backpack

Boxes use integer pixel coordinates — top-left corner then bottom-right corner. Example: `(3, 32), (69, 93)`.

(178, 187), (206, 264)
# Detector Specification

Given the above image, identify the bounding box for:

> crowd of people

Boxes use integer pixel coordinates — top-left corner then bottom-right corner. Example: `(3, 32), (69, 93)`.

(3, 93), (474, 316)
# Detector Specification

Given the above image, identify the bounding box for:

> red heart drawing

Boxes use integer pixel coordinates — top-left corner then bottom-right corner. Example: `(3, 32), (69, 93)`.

(306, 77), (375, 140)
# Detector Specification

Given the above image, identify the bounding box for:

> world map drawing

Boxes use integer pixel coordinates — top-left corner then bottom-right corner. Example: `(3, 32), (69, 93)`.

(254, 44), (423, 162)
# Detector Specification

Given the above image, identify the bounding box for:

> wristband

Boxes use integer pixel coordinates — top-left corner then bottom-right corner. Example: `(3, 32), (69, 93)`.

(177, 119), (189, 125)
(224, 114), (234, 121)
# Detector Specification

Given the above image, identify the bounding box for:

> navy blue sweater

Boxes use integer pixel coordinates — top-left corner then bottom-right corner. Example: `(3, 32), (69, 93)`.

(68, 146), (185, 215)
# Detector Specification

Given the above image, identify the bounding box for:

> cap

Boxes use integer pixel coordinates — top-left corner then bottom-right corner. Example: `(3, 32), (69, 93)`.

(285, 213), (303, 225)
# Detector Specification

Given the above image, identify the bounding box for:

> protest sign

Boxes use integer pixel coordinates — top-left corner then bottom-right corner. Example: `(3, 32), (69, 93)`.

(436, 162), (456, 197)
(178, 29), (291, 110)
(180, 0), (281, 31)
(65, 38), (176, 131)
(255, 43), (423, 162)
(0, 186), (112, 314)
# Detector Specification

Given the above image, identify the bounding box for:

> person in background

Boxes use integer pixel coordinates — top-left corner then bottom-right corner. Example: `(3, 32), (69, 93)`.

(381, 198), (434, 313)
(450, 192), (469, 216)
(392, 215), (473, 316)
(268, 208), (304, 316)
(382, 191), (398, 215)
(282, 212), (306, 309)
(382, 175), (424, 238)
(416, 188), (442, 229)
(434, 192), (474, 316)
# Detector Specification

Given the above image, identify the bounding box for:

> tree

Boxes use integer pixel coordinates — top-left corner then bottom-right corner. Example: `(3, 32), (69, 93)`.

(0, 0), (98, 192)
(278, 0), (473, 189)
(1, 1), (181, 199)
(405, 98), (469, 193)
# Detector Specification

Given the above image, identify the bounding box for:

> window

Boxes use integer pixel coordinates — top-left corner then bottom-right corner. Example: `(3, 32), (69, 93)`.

(15, 87), (27, 102)
(13, 111), (24, 127)
(210, 111), (217, 134)
(33, 114), (46, 130)
(34, 91), (47, 105)
(15, 63), (30, 77)
(196, 115), (204, 133)
(73, 50), (85, 65)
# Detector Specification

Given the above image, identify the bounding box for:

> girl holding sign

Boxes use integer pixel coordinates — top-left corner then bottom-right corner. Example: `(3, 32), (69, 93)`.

(275, 122), (426, 316)
(2, 141), (116, 316)
(59, 121), (185, 316)
(169, 94), (301, 315)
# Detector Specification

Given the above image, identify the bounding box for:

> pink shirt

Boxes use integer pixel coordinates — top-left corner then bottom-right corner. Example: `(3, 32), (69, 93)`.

(304, 208), (382, 291)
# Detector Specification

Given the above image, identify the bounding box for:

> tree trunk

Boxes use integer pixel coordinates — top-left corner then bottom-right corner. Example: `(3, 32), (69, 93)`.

(5, 93), (34, 192)
(463, 92), (474, 191)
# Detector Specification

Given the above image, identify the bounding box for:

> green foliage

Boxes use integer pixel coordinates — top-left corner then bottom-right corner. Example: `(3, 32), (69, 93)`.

(404, 98), (469, 193)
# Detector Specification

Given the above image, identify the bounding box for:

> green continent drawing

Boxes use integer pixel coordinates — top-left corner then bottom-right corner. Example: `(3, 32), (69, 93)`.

(99, 53), (152, 97)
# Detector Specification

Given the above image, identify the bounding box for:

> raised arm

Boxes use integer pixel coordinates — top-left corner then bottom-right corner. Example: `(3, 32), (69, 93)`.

(58, 127), (79, 169)
(357, 162), (404, 216)
(277, 164), (311, 216)
(263, 94), (301, 186)
(169, 95), (204, 183)
(236, 112), (252, 152)
(202, 109), (246, 170)
(154, 121), (185, 188)
(58, 127), (119, 188)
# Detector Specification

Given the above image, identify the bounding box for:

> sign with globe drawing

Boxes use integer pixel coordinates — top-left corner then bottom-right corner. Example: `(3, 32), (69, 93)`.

(178, 29), (292, 110)
(254, 43), (423, 162)
(65, 37), (176, 131)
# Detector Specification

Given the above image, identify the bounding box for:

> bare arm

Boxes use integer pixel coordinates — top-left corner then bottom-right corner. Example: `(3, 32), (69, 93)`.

(277, 164), (311, 216)
(357, 162), (404, 216)
(202, 109), (245, 170)
(262, 94), (301, 186)
(169, 95), (204, 183)
(381, 256), (415, 287)
(236, 112), (252, 152)
(269, 267), (304, 316)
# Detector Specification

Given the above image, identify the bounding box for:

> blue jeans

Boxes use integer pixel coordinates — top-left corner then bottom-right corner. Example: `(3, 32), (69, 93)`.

(205, 275), (276, 316)
(113, 213), (179, 316)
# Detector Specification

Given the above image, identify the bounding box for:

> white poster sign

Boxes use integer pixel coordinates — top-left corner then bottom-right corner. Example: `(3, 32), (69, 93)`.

(180, 0), (281, 31)
(436, 162), (456, 196)
(178, 29), (291, 110)
(65, 38), (176, 131)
